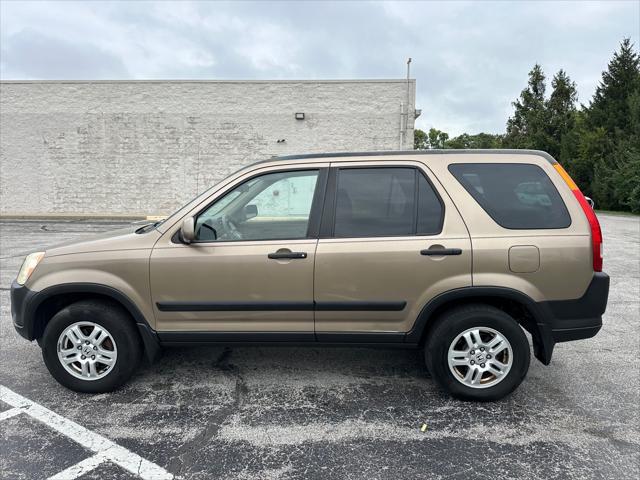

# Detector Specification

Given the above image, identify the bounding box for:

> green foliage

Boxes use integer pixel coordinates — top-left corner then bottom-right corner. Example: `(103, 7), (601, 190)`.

(414, 38), (640, 213)
(414, 128), (449, 149)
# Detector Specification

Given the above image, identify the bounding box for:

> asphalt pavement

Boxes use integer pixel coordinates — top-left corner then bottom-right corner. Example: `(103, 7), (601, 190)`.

(1, 214), (638, 479)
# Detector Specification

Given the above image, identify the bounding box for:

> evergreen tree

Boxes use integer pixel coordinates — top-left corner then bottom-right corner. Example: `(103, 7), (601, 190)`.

(546, 69), (578, 161)
(581, 38), (640, 210)
(504, 64), (551, 150)
(587, 38), (640, 137)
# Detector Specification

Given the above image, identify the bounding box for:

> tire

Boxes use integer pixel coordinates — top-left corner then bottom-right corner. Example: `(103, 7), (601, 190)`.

(425, 304), (530, 401)
(41, 300), (142, 393)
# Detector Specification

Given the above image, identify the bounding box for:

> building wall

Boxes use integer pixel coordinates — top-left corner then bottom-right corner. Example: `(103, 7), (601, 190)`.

(0, 80), (416, 216)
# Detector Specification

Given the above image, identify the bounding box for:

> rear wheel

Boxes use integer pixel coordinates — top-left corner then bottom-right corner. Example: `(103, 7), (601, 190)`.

(425, 304), (530, 401)
(41, 300), (142, 393)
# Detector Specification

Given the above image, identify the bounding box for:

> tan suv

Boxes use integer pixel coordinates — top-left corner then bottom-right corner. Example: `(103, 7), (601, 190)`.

(11, 150), (609, 401)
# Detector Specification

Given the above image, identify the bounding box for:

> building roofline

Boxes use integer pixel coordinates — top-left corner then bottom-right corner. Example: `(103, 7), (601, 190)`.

(0, 79), (415, 85)
(273, 149), (557, 164)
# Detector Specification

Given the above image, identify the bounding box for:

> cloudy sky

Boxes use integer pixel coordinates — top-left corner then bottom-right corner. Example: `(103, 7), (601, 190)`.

(1, 0), (638, 135)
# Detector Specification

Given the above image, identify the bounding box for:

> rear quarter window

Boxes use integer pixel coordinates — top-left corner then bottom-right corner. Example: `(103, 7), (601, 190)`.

(448, 163), (571, 229)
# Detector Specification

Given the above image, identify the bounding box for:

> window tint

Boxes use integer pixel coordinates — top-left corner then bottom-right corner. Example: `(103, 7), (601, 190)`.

(448, 163), (571, 229)
(195, 170), (319, 241)
(333, 167), (443, 237)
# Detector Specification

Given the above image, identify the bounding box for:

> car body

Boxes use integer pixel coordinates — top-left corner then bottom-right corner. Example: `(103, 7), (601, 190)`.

(11, 149), (609, 400)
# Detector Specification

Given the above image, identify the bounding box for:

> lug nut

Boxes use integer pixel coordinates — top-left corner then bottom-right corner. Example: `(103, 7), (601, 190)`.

(470, 350), (475, 355)
(480, 347), (485, 352)
(470, 360), (475, 365)
(93, 346), (97, 350)
(480, 363), (485, 368)
(91, 355), (95, 360)
(81, 355), (86, 360)
(85, 341), (90, 345)
(77, 346), (82, 350)
(486, 354), (492, 359)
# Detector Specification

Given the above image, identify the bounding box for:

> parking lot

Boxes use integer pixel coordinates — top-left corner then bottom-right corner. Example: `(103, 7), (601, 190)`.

(1, 214), (638, 479)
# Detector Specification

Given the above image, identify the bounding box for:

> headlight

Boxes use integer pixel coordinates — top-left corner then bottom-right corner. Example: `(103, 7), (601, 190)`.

(16, 252), (45, 285)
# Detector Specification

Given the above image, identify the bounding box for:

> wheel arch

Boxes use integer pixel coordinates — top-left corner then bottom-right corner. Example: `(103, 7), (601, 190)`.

(407, 287), (555, 365)
(29, 283), (161, 363)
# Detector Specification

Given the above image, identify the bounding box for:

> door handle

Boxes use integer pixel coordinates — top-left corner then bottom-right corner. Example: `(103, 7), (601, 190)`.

(268, 251), (308, 259)
(420, 248), (462, 256)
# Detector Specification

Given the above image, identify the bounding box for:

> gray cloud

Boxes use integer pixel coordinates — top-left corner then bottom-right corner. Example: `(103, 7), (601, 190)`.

(1, 0), (638, 135)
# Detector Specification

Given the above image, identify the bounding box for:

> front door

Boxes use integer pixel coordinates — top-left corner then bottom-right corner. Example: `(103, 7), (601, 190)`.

(150, 165), (327, 336)
(314, 162), (472, 340)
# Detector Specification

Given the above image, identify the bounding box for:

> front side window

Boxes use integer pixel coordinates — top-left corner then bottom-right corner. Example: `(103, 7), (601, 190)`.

(333, 167), (444, 238)
(448, 163), (571, 229)
(195, 169), (319, 241)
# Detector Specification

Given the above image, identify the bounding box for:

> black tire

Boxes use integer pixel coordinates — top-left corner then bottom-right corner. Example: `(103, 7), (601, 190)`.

(41, 300), (142, 393)
(425, 304), (530, 401)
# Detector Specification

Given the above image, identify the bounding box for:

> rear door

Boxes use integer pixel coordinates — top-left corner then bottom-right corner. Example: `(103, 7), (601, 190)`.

(313, 161), (472, 341)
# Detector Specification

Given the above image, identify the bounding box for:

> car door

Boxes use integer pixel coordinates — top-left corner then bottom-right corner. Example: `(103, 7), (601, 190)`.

(314, 160), (472, 341)
(150, 164), (328, 338)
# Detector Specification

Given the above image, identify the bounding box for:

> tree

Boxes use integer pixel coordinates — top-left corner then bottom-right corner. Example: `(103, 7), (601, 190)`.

(546, 69), (578, 162)
(414, 128), (449, 149)
(580, 38), (640, 210)
(504, 64), (551, 150)
(446, 132), (503, 149)
(414, 128), (429, 150)
(587, 38), (640, 137)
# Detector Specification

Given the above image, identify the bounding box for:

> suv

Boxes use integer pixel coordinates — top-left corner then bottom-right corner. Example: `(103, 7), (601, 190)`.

(11, 150), (609, 401)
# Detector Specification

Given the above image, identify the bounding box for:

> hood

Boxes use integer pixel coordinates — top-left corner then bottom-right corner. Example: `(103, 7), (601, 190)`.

(43, 223), (162, 257)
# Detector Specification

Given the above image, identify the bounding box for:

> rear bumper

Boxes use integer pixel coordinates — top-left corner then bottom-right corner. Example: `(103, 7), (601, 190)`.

(533, 272), (609, 363)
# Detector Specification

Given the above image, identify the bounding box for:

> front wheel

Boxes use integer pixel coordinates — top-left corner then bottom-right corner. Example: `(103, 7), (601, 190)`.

(41, 300), (142, 393)
(425, 304), (530, 401)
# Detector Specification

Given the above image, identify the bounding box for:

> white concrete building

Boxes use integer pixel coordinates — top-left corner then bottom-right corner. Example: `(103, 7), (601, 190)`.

(0, 80), (417, 216)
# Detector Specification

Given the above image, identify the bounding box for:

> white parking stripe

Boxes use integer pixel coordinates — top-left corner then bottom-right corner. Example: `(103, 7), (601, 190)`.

(0, 385), (173, 480)
(48, 453), (107, 480)
(0, 407), (23, 421)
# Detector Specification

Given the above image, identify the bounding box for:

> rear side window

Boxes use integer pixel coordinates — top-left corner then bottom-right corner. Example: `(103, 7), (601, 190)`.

(448, 163), (571, 229)
(333, 167), (443, 237)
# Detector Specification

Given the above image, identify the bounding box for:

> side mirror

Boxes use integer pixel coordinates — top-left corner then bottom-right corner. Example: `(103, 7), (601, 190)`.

(180, 217), (196, 244)
(244, 204), (258, 220)
(585, 196), (595, 209)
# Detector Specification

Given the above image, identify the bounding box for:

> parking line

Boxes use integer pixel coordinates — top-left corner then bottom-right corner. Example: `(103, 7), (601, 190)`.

(0, 385), (173, 480)
(48, 453), (107, 480)
(0, 407), (23, 421)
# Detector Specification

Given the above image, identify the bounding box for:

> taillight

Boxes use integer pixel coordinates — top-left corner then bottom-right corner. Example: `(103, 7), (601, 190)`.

(554, 164), (603, 272)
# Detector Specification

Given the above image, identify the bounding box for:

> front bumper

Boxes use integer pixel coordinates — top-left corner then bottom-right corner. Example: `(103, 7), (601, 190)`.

(11, 280), (36, 340)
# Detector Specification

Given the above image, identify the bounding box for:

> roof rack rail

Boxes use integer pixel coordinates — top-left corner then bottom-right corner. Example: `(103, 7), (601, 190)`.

(272, 149), (556, 164)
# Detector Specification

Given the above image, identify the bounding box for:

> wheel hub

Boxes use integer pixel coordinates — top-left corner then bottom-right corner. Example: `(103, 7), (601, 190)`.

(56, 321), (118, 381)
(447, 326), (513, 389)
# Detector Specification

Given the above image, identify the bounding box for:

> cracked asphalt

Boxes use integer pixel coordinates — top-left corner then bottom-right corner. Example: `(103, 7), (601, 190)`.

(1, 214), (639, 479)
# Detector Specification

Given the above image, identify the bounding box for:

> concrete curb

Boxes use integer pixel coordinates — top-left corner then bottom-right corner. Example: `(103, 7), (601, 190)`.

(0, 214), (165, 221)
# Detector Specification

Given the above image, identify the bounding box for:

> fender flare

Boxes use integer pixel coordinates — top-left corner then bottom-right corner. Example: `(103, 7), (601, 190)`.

(405, 286), (555, 364)
(26, 283), (161, 363)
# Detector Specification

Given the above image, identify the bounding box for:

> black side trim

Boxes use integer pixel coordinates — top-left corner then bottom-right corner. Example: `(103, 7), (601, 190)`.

(158, 331), (412, 347)
(158, 331), (315, 343)
(315, 301), (406, 311)
(157, 301), (314, 312)
(316, 332), (405, 343)
(156, 300), (406, 312)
